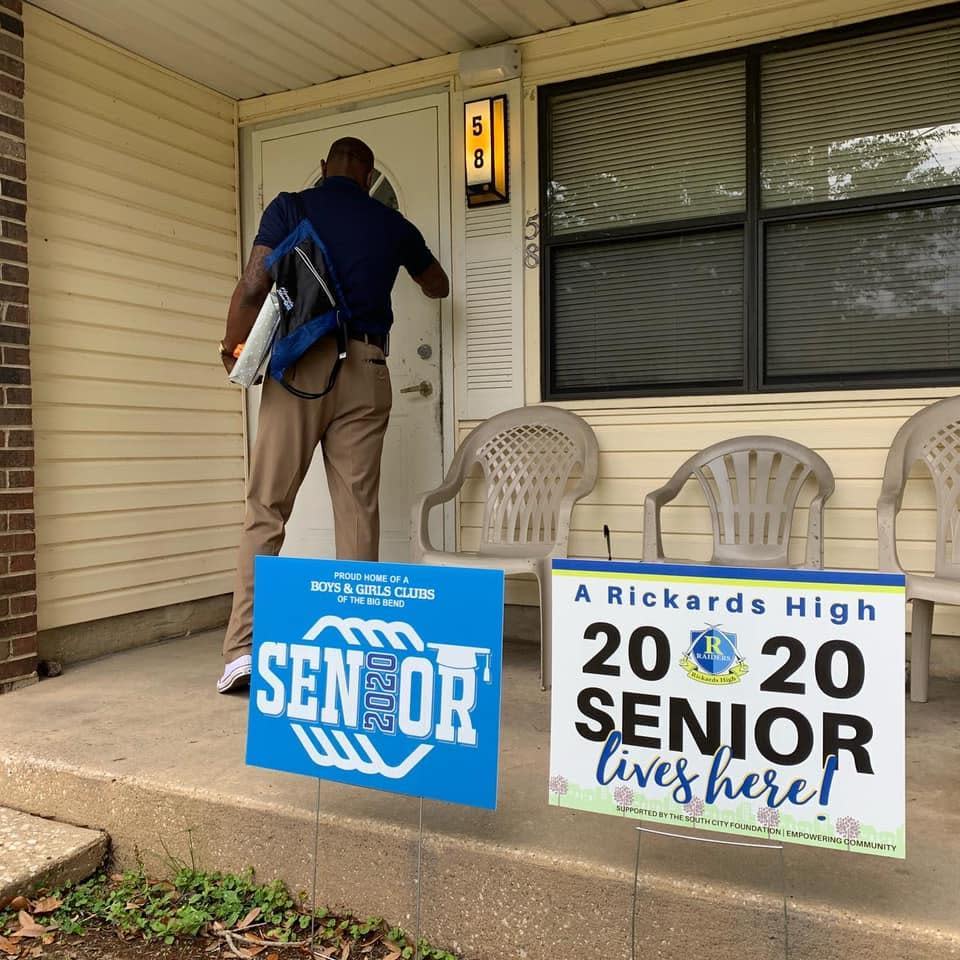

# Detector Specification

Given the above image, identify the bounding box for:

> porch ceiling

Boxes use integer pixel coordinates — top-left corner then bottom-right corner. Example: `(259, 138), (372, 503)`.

(28, 0), (683, 100)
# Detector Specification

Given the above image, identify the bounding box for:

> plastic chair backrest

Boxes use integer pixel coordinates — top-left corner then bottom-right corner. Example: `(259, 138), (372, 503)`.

(459, 407), (599, 558)
(678, 436), (834, 567)
(889, 396), (960, 578)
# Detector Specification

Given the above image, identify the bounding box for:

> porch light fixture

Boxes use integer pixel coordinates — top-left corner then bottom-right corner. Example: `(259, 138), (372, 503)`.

(465, 95), (508, 208)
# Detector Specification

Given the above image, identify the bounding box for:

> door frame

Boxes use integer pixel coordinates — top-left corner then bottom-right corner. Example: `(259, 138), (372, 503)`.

(247, 91), (455, 552)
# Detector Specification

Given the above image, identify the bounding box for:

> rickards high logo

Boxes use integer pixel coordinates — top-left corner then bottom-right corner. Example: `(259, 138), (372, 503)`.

(680, 625), (748, 685)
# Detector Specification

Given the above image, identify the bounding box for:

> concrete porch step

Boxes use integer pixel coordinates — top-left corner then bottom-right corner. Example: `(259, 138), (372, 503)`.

(0, 807), (107, 904)
(0, 632), (956, 960)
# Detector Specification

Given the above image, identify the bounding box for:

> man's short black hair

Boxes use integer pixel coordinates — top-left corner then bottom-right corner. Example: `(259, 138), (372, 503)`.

(326, 137), (375, 173)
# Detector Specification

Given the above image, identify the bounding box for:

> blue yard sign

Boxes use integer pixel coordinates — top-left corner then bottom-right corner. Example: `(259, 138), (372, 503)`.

(246, 557), (505, 809)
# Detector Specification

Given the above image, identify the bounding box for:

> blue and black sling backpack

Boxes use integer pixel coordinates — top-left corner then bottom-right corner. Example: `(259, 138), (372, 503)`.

(264, 194), (352, 400)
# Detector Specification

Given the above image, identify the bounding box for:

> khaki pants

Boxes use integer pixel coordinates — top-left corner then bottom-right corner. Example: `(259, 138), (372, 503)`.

(222, 336), (392, 661)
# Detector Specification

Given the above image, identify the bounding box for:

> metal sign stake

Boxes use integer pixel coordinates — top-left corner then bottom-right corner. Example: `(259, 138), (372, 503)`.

(778, 837), (790, 960)
(631, 826), (789, 960)
(310, 779), (321, 956)
(415, 796), (424, 960)
(630, 825), (641, 960)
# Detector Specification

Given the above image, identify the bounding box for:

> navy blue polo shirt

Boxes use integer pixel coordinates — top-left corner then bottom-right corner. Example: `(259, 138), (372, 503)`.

(254, 177), (436, 334)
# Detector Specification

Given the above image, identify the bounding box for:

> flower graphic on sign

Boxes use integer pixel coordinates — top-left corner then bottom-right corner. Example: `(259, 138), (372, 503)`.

(613, 784), (634, 812)
(835, 816), (861, 841)
(549, 774), (568, 806)
(684, 797), (705, 819)
(757, 806), (780, 831)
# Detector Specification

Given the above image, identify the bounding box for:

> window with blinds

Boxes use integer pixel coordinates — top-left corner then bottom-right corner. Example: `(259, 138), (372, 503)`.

(761, 21), (960, 387)
(540, 13), (960, 399)
(543, 60), (747, 396)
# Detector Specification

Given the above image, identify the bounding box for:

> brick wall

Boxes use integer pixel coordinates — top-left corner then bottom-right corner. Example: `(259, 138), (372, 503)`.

(0, 0), (35, 693)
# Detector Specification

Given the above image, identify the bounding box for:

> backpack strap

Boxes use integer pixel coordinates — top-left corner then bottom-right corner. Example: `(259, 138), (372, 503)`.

(275, 188), (349, 401)
(274, 314), (347, 400)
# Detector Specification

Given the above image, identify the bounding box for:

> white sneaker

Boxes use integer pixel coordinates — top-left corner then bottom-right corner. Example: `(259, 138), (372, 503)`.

(217, 654), (252, 694)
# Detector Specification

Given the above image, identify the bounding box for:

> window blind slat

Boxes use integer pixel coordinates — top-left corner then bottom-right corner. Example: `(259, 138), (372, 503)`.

(548, 61), (746, 234)
(551, 230), (744, 392)
(762, 22), (960, 206)
(552, 97), (744, 132)
(766, 205), (960, 379)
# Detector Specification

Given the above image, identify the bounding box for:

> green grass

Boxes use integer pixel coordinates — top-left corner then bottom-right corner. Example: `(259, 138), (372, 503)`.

(1, 867), (458, 959)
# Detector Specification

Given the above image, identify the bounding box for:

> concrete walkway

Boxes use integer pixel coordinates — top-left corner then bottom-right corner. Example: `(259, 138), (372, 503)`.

(0, 631), (956, 960)
(0, 807), (106, 903)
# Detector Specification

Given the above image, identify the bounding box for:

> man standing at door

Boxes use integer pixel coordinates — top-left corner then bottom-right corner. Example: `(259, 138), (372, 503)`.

(216, 136), (449, 694)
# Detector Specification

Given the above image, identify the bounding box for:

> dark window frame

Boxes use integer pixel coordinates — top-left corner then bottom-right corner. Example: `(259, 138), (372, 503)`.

(539, 3), (960, 401)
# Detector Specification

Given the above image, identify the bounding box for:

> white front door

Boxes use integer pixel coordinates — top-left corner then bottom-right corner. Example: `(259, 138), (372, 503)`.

(253, 96), (448, 561)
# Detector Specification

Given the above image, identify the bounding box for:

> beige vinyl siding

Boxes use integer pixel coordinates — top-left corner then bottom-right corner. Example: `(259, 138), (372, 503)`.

(459, 389), (960, 634)
(25, 7), (242, 630)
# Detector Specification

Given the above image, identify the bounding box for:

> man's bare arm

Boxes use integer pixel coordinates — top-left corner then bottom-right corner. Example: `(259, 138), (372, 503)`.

(413, 259), (450, 300)
(222, 245), (273, 366)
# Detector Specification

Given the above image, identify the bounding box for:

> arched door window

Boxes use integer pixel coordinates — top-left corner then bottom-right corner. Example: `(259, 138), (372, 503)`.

(314, 167), (399, 211)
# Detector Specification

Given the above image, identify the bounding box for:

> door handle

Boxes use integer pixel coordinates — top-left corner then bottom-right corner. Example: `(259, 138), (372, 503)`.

(400, 380), (433, 398)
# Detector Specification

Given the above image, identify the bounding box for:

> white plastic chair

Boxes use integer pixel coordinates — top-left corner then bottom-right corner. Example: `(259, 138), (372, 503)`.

(644, 436), (835, 568)
(878, 395), (960, 702)
(411, 406), (599, 689)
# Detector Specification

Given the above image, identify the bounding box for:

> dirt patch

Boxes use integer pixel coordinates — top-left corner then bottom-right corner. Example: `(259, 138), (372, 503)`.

(36, 927), (218, 958)
(23, 925), (399, 959)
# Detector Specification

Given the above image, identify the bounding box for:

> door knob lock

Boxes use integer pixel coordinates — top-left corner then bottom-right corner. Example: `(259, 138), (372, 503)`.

(400, 380), (433, 398)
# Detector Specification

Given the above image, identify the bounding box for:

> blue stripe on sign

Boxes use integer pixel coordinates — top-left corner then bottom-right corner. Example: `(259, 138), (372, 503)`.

(551, 558), (906, 587)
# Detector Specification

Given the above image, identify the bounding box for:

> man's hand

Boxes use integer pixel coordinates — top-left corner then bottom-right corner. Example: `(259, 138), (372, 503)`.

(413, 259), (450, 300)
(222, 245), (273, 364)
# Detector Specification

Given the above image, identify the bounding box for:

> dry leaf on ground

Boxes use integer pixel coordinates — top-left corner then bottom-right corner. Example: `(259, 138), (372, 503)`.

(29, 900), (60, 917)
(0, 936), (17, 957)
(237, 908), (261, 930)
(15, 912), (45, 939)
(8, 900), (28, 914)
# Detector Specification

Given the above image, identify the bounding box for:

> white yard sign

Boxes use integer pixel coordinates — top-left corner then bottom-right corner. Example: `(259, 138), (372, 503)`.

(549, 560), (906, 857)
